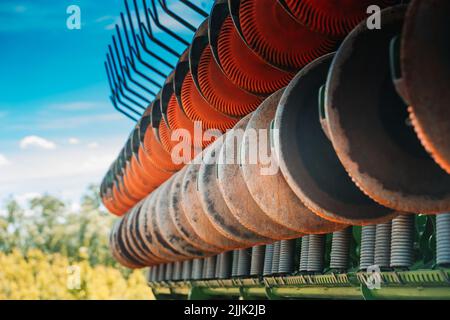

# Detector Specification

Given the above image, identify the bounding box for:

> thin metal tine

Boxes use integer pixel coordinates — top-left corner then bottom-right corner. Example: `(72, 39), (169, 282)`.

(157, 0), (198, 32)
(107, 48), (148, 110)
(146, 0), (190, 45)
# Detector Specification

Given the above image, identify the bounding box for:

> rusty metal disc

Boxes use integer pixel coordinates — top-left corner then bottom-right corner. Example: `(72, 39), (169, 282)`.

(326, 5), (450, 214)
(123, 203), (157, 266)
(241, 89), (345, 234)
(198, 140), (272, 244)
(181, 156), (243, 250)
(143, 187), (186, 262)
(217, 114), (302, 239)
(274, 53), (398, 226)
(118, 213), (150, 266)
(129, 201), (164, 265)
(155, 178), (207, 258)
(401, 0), (450, 174)
(137, 191), (173, 263)
(110, 219), (144, 269)
(168, 167), (222, 254)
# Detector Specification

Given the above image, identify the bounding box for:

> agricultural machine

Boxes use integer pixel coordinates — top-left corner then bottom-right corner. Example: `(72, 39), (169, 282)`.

(100, 0), (450, 300)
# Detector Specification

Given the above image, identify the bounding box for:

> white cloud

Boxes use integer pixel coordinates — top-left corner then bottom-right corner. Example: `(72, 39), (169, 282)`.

(0, 135), (125, 206)
(20, 136), (56, 150)
(0, 154), (10, 167)
(49, 101), (101, 112)
(68, 138), (80, 145)
(87, 142), (99, 149)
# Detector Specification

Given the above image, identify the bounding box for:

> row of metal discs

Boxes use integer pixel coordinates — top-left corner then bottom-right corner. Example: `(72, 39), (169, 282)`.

(100, 0), (400, 216)
(110, 1), (450, 268)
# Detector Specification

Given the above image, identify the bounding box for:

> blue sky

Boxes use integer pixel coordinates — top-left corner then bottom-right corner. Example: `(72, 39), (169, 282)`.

(0, 0), (210, 208)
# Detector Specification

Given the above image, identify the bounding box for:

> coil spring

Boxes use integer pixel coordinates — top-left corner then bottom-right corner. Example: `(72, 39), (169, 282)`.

(436, 213), (450, 267)
(263, 244), (274, 276)
(182, 260), (192, 281)
(330, 227), (352, 271)
(239, 0), (336, 71)
(279, 239), (296, 274)
(217, 16), (292, 95)
(232, 250), (240, 278)
(149, 266), (157, 282)
(215, 254), (222, 279)
(307, 234), (325, 273)
(237, 248), (252, 277)
(390, 215), (415, 269)
(360, 225), (376, 270)
(374, 222), (392, 269)
(157, 264), (166, 282)
(299, 235), (309, 272)
(173, 261), (183, 281)
(271, 241), (281, 274)
(191, 259), (204, 280)
(219, 252), (233, 279)
(165, 262), (174, 281)
(250, 245), (266, 276)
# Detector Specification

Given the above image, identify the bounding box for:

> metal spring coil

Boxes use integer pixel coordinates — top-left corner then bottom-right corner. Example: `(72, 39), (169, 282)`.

(215, 254), (222, 279)
(360, 225), (376, 270)
(165, 262), (174, 281)
(271, 241), (281, 274)
(307, 234), (325, 273)
(237, 248), (252, 277)
(157, 264), (166, 282)
(374, 222), (392, 269)
(250, 245), (266, 276)
(279, 239), (296, 274)
(232, 250), (240, 277)
(299, 235), (309, 272)
(191, 259), (204, 280)
(390, 215), (415, 269)
(173, 261), (183, 281)
(182, 260), (192, 281)
(219, 252), (233, 279)
(204, 256), (217, 280)
(263, 244), (274, 276)
(330, 227), (352, 271)
(437, 213), (450, 267)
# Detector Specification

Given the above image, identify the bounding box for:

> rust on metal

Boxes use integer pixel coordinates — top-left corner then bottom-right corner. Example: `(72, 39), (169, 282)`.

(241, 89), (345, 234)
(401, 0), (450, 174)
(217, 114), (302, 239)
(198, 140), (271, 244)
(325, 5), (450, 214)
(274, 53), (398, 225)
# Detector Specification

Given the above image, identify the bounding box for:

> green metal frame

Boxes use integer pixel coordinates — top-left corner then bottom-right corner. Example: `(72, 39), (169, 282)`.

(149, 269), (450, 300)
